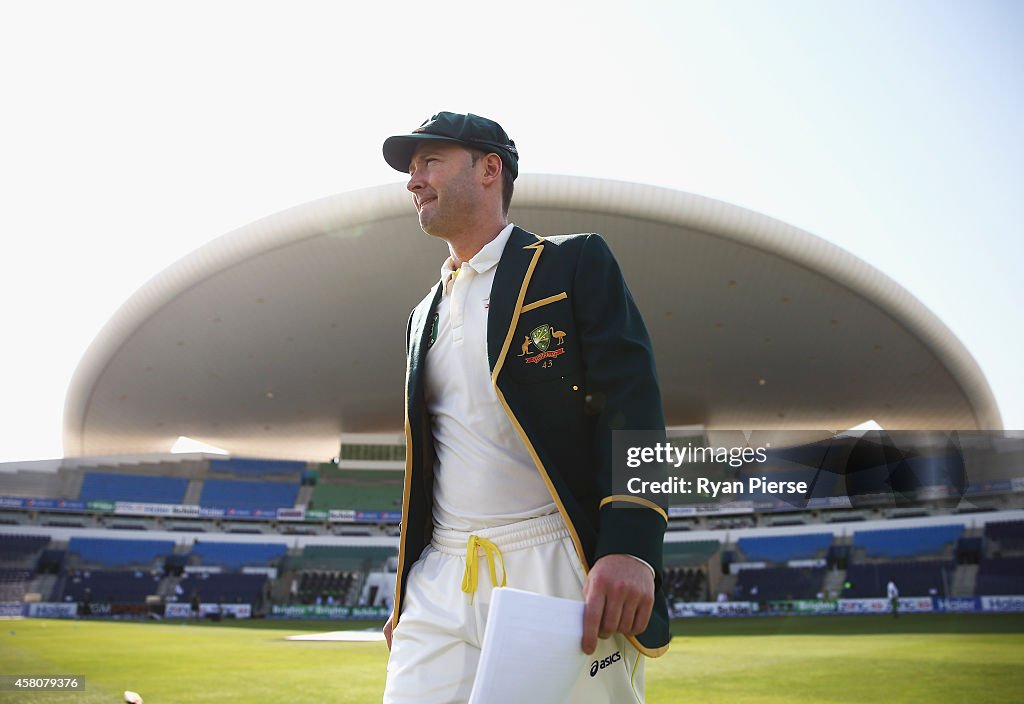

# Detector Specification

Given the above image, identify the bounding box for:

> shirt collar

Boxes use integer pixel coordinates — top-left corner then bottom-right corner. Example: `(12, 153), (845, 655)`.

(438, 223), (515, 293)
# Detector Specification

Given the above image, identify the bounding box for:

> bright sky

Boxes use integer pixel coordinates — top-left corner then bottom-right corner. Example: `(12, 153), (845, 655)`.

(1, 1), (1021, 463)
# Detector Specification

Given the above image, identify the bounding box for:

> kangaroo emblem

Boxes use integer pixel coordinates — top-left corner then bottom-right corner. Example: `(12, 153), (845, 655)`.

(517, 335), (532, 356)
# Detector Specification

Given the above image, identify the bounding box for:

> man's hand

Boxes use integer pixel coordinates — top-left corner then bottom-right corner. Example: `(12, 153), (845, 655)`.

(384, 616), (394, 650)
(581, 554), (655, 655)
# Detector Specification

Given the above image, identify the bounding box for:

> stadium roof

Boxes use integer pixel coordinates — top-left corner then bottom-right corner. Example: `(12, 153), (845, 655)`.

(64, 176), (1002, 461)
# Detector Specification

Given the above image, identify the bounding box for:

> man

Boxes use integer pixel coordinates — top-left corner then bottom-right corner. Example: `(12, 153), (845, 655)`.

(381, 112), (669, 703)
(887, 579), (899, 618)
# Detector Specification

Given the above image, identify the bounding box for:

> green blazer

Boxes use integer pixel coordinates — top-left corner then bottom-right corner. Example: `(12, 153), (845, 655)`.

(394, 226), (670, 656)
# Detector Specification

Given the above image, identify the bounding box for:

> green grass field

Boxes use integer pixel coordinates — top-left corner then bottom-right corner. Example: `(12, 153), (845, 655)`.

(1, 614), (1022, 703)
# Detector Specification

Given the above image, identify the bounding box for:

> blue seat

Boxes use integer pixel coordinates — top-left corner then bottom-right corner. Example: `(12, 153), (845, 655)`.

(852, 525), (963, 558)
(198, 479), (299, 510)
(79, 473), (188, 504)
(738, 534), (833, 562)
(69, 537), (174, 567)
(190, 542), (286, 569)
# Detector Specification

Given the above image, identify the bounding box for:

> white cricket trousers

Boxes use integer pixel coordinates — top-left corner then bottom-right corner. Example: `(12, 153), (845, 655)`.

(383, 513), (644, 704)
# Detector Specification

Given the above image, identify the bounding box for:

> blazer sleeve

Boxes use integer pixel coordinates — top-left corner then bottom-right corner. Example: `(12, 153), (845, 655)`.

(571, 234), (668, 579)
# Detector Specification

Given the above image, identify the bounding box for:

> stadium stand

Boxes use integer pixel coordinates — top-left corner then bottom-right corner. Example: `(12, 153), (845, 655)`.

(984, 519), (1024, 552)
(281, 545), (397, 605)
(843, 560), (954, 598)
(663, 540), (719, 569)
(0, 534), (50, 562)
(0, 469), (63, 499)
(660, 542), (719, 603)
(737, 533), (833, 562)
(852, 524), (963, 559)
(78, 472), (189, 504)
(178, 572), (268, 607)
(309, 469), (403, 511)
(736, 566), (826, 601)
(3, 445), (1023, 619)
(286, 545), (397, 572)
(955, 536), (983, 564)
(198, 479), (299, 510)
(208, 458), (305, 478)
(59, 569), (161, 604)
(189, 541), (287, 569)
(310, 483), (403, 511)
(68, 537), (174, 567)
(36, 548), (66, 574)
(664, 568), (708, 603)
(975, 556), (1024, 595)
(296, 571), (356, 604)
(0, 569), (33, 601)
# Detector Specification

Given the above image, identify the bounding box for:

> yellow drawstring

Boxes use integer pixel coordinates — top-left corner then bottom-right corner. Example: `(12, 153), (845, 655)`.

(461, 535), (507, 603)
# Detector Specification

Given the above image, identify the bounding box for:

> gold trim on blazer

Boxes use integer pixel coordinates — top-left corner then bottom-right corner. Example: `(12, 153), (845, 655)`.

(520, 291), (568, 313)
(599, 494), (669, 522)
(392, 355), (415, 631)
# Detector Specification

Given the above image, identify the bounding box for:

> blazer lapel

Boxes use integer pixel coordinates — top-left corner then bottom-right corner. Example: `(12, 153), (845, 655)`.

(487, 226), (545, 373)
(407, 283), (443, 413)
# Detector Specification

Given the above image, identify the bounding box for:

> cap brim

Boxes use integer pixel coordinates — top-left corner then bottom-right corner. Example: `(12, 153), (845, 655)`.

(382, 133), (467, 173)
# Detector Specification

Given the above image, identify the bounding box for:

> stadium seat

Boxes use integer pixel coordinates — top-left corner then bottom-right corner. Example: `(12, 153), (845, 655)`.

(737, 533), (832, 563)
(208, 458), (306, 479)
(79, 473), (189, 504)
(68, 537), (174, 568)
(190, 541), (287, 569)
(198, 479), (299, 511)
(852, 525), (963, 559)
(975, 556), (1024, 595)
(843, 560), (953, 598)
(60, 569), (161, 604)
(736, 566), (826, 601)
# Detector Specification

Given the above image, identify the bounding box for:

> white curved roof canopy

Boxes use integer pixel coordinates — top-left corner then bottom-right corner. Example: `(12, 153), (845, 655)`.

(64, 176), (1002, 461)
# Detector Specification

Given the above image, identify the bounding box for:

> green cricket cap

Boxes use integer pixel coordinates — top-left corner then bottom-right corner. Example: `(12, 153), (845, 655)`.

(383, 111), (518, 179)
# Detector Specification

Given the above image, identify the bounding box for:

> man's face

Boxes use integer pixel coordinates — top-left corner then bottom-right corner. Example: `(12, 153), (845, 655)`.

(406, 141), (483, 237)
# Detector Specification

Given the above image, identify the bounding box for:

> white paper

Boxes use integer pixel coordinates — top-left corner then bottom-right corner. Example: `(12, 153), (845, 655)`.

(468, 587), (589, 704)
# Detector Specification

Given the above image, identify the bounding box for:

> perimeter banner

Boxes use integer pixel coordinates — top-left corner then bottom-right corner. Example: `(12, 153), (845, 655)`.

(838, 598), (933, 614)
(26, 602), (78, 618)
(981, 595), (1024, 612)
(672, 601), (758, 617)
(769, 600), (840, 614)
(270, 604), (391, 619)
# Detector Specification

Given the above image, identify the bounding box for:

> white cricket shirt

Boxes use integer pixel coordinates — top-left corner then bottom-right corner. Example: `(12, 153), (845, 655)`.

(424, 224), (557, 531)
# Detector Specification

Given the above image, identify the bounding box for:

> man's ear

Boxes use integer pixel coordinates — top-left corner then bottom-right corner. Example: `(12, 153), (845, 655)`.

(481, 152), (504, 185)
